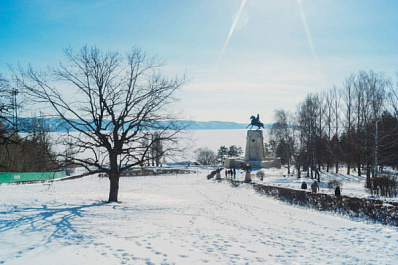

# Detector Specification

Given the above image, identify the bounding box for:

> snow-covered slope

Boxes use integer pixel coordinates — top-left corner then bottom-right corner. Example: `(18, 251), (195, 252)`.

(1, 174), (397, 264)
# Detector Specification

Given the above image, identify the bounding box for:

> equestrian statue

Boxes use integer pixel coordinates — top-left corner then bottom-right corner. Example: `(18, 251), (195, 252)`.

(246, 114), (264, 130)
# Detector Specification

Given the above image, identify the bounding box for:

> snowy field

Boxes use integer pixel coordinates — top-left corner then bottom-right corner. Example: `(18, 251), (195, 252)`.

(1, 173), (398, 264)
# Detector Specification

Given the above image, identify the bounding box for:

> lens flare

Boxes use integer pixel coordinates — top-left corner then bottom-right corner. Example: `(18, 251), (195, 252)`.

(216, 0), (248, 67)
(297, 0), (320, 68)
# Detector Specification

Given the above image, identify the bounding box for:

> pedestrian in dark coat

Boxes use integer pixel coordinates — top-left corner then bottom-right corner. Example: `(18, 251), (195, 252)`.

(335, 186), (341, 196)
(301, 181), (307, 189)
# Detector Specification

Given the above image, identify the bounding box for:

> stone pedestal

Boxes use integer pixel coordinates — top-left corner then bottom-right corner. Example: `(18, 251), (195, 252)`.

(224, 130), (281, 170)
(244, 130), (265, 161)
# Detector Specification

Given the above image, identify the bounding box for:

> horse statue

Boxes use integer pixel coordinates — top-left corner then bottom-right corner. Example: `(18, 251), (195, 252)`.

(246, 114), (264, 130)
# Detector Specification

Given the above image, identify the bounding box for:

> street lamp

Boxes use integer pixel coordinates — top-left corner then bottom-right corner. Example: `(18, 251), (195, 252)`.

(12, 88), (18, 131)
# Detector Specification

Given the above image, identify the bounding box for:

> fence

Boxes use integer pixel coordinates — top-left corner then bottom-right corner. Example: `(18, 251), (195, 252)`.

(0, 171), (67, 184)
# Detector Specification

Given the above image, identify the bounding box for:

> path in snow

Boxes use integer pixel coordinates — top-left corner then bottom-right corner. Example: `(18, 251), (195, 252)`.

(1, 174), (397, 264)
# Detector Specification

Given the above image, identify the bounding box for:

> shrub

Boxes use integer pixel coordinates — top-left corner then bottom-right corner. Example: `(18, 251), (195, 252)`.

(327, 179), (342, 190)
(195, 147), (217, 165)
(256, 170), (265, 181)
(365, 175), (398, 198)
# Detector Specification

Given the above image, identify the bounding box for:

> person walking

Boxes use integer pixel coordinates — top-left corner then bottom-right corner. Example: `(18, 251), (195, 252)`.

(311, 180), (319, 193)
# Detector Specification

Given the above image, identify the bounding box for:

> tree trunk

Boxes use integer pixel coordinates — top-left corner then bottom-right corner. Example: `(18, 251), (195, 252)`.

(347, 162), (350, 175)
(108, 153), (120, 202)
(326, 155), (330, 173)
(366, 163), (371, 179)
(108, 174), (120, 202)
(374, 120), (378, 177)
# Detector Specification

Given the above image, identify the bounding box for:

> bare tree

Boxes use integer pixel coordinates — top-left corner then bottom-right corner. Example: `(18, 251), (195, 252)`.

(298, 94), (320, 179)
(195, 147), (217, 165)
(340, 75), (355, 175)
(150, 131), (164, 167)
(270, 109), (294, 175)
(367, 71), (387, 177)
(331, 86), (341, 174)
(323, 89), (334, 172)
(14, 46), (187, 202)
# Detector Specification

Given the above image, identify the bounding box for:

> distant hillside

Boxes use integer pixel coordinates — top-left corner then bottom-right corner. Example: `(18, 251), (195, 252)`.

(184, 120), (272, 130)
(9, 117), (272, 132)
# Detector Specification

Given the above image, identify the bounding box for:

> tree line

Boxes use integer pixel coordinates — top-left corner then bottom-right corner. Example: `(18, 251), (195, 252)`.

(0, 74), (58, 172)
(270, 70), (398, 180)
(195, 145), (243, 165)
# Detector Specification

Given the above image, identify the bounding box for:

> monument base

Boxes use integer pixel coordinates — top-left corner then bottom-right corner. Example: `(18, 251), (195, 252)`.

(224, 157), (281, 169)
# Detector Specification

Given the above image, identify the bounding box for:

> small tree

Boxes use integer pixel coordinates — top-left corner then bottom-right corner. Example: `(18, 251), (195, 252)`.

(195, 147), (217, 165)
(228, 145), (243, 157)
(151, 131), (163, 167)
(217, 145), (228, 158)
(15, 46), (186, 202)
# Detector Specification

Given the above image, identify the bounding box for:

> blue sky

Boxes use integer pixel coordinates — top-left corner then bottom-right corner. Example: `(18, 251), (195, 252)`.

(1, 0), (398, 123)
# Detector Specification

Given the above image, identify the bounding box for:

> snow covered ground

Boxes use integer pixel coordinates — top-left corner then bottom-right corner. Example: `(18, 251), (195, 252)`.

(1, 173), (397, 264)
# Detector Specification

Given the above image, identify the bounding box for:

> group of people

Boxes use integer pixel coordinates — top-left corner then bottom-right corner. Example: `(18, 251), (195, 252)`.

(301, 180), (320, 193)
(225, 168), (236, 179)
(301, 180), (341, 196)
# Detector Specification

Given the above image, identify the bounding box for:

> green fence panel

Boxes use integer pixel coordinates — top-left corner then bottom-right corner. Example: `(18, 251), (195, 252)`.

(0, 171), (66, 184)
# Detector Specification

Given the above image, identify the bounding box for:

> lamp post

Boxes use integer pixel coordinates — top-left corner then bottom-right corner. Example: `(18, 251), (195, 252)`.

(12, 88), (18, 132)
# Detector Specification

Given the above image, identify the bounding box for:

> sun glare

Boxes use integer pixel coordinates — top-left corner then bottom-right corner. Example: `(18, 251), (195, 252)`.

(216, 0), (248, 67)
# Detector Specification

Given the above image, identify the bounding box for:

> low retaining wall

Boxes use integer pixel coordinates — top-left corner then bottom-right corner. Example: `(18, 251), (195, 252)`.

(0, 171), (67, 184)
(227, 180), (398, 226)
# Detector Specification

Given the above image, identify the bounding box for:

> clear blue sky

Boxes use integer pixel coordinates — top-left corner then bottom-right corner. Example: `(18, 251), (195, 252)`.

(1, 0), (398, 123)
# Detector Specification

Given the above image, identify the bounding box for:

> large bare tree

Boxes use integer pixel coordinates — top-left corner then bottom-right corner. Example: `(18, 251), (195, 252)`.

(14, 46), (187, 202)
